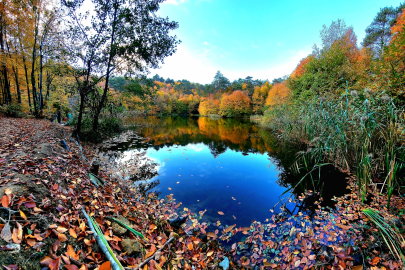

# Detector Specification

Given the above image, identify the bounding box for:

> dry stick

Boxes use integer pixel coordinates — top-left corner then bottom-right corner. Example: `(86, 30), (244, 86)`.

(81, 208), (122, 270)
(135, 237), (175, 270)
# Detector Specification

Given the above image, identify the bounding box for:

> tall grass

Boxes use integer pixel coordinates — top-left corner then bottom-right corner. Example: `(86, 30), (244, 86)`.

(260, 90), (405, 205)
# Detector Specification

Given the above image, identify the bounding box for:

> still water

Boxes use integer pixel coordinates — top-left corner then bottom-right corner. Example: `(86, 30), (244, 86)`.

(103, 116), (348, 232)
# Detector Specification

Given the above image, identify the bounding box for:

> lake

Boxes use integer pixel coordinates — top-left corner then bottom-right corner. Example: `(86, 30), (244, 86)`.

(101, 116), (348, 239)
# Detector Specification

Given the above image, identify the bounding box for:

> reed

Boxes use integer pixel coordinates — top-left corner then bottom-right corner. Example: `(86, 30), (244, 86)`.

(260, 90), (405, 205)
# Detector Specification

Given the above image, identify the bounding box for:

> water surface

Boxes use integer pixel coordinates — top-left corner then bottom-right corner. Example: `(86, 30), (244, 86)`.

(103, 116), (348, 233)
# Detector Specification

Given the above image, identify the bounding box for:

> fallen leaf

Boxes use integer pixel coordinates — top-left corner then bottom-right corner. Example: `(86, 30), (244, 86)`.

(187, 242), (193, 250)
(57, 227), (68, 234)
(0, 223), (12, 242)
(40, 256), (53, 267)
(218, 211), (224, 215)
(4, 189), (12, 195)
(19, 210), (27, 220)
(26, 238), (37, 247)
(224, 224), (236, 233)
(66, 245), (80, 260)
(69, 228), (77, 238)
(1, 195), (10, 208)
(65, 265), (79, 270)
(100, 262), (111, 270)
(49, 257), (61, 270)
(207, 251), (214, 257)
(58, 233), (68, 242)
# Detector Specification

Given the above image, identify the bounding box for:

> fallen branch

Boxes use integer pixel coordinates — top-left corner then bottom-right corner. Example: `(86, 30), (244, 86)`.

(135, 237), (175, 270)
(81, 208), (124, 270)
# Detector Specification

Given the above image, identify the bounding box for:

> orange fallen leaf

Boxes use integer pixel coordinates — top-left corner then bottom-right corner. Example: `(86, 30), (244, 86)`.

(145, 251), (154, 259)
(66, 245), (80, 260)
(187, 242), (193, 250)
(168, 187), (171, 190)
(58, 233), (68, 242)
(99, 261), (111, 270)
(26, 238), (37, 247)
(4, 189), (12, 195)
(218, 211), (224, 215)
(1, 195), (10, 208)
(69, 228), (77, 238)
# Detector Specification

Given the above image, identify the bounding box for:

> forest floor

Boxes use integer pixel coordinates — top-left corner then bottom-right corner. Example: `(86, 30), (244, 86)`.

(0, 115), (404, 270)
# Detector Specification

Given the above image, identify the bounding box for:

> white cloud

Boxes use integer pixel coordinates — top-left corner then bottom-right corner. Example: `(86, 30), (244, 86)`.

(152, 44), (217, 83)
(152, 45), (311, 84)
(203, 41), (209, 45)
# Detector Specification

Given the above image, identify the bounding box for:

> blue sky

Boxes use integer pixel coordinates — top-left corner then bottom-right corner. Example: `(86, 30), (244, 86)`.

(153, 0), (404, 84)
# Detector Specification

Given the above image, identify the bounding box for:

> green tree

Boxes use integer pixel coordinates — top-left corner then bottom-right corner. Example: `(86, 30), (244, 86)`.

(212, 71), (230, 92)
(362, 3), (405, 57)
(62, 0), (180, 135)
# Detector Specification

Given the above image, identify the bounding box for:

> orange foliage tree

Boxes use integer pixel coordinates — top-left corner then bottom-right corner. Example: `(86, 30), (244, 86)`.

(265, 82), (290, 106)
(219, 90), (251, 117)
(252, 81), (271, 114)
(381, 9), (405, 97)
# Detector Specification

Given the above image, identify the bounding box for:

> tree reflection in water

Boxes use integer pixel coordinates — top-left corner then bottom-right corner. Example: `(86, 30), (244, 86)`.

(103, 115), (349, 217)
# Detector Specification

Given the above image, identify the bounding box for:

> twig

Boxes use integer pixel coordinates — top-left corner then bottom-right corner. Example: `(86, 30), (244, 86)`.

(135, 237), (175, 270)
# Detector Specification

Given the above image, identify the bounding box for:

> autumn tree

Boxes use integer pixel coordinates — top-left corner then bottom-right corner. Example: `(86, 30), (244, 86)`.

(219, 90), (250, 117)
(265, 82), (290, 106)
(380, 9), (405, 98)
(252, 81), (271, 114)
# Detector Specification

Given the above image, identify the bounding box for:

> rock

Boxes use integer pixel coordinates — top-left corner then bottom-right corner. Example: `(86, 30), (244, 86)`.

(112, 216), (130, 235)
(121, 239), (141, 255)
(34, 143), (55, 158)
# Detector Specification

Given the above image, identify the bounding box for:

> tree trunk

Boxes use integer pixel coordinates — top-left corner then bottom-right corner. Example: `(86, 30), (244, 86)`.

(39, 42), (44, 110)
(0, 23), (11, 104)
(31, 11), (40, 114)
(77, 92), (85, 135)
(12, 66), (21, 103)
(92, 4), (118, 132)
